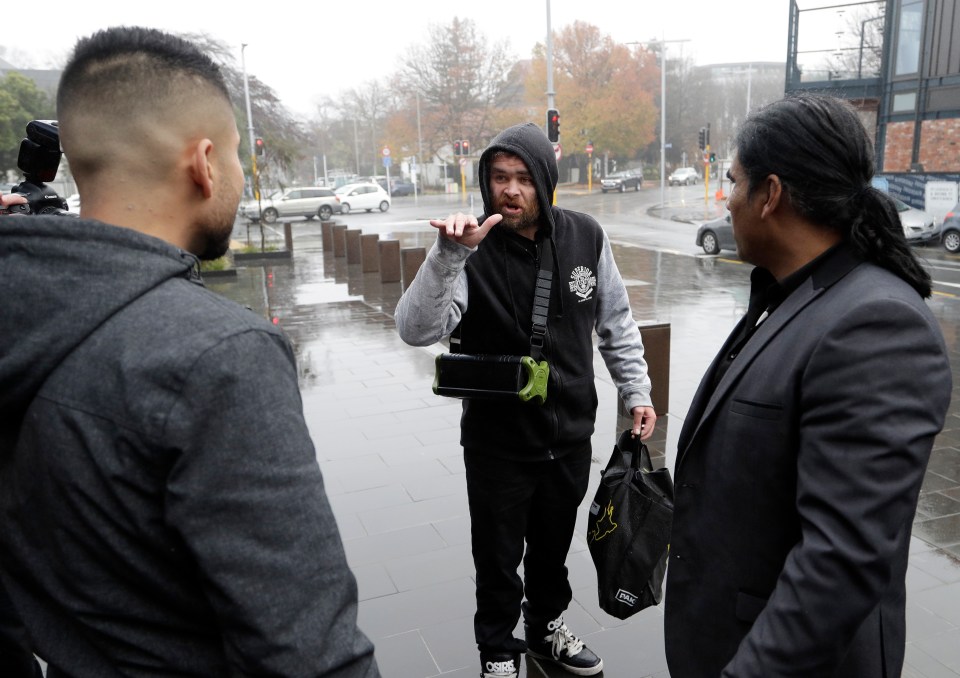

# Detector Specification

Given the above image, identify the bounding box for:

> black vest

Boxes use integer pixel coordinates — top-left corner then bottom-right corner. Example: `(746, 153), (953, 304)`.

(458, 207), (605, 460)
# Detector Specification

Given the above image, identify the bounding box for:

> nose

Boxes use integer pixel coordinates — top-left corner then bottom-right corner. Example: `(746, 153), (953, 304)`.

(503, 179), (522, 196)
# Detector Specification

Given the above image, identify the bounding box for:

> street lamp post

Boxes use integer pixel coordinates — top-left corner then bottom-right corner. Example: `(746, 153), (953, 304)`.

(240, 43), (259, 214)
(629, 36), (689, 208)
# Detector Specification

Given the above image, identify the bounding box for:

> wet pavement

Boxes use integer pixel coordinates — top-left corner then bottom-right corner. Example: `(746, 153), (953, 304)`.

(208, 192), (960, 677)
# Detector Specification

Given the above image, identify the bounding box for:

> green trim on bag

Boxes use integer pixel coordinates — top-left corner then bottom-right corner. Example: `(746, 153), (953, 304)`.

(518, 357), (549, 404)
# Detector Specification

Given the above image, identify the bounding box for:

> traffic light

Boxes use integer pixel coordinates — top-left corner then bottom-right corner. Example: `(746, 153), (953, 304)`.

(462, 140), (470, 155)
(697, 127), (705, 151)
(255, 137), (265, 156)
(709, 152), (716, 163)
(705, 123), (711, 147)
(546, 108), (560, 142)
(453, 140), (462, 156)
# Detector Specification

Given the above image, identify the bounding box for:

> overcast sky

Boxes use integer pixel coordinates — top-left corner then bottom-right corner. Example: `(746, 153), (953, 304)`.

(9, 0), (794, 118)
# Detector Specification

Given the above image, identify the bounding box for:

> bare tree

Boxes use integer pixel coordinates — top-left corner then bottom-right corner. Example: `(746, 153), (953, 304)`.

(181, 33), (308, 187)
(823, 1), (886, 80)
(397, 17), (516, 159)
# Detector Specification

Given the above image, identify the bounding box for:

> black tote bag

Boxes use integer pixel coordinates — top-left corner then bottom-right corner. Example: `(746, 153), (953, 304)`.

(586, 429), (674, 619)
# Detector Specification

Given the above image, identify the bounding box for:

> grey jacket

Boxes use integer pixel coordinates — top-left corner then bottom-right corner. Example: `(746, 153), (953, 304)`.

(0, 216), (379, 677)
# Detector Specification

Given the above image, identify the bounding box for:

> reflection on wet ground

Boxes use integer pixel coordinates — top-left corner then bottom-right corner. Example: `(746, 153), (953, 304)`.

(208, 230), (960, 678)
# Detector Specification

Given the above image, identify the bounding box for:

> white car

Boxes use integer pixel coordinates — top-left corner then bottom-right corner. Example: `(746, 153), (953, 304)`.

(668, 167), (699, 186)
(239, 186), (339, 223)
(893, 197), (939, 244)
(334, 182), (391, 214)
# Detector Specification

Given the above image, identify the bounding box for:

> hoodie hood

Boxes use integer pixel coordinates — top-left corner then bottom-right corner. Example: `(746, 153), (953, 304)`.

(0, 216), (199, 436)
(479, 122), (559, 235)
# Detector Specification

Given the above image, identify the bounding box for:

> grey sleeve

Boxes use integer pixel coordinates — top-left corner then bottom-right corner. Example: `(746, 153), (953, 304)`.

(394, 234), (472, 346)
(165, 330), (380, 677)
(594, 232), (653, 411)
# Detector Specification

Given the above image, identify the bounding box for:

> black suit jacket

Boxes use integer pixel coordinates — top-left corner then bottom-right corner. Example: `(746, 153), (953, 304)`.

(665, 247), (952, 677)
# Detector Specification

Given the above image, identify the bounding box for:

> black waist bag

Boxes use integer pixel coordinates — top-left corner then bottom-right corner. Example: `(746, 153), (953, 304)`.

(433, 353), (549, 404)
(432, 237), (554, 406)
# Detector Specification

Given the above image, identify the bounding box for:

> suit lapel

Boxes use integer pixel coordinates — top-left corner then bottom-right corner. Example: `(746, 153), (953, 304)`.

(675, 246), (865, 473)
(675, 280), (822, 472)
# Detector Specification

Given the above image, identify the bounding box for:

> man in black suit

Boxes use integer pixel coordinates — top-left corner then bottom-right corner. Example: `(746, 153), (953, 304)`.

(665, 94), (952, 677)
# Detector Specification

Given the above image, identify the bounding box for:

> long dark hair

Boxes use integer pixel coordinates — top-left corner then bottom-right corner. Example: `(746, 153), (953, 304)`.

(735, 93), (931, 297)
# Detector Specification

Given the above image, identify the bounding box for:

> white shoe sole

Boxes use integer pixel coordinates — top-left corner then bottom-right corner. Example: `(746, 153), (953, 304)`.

(526, 649), (603, 676)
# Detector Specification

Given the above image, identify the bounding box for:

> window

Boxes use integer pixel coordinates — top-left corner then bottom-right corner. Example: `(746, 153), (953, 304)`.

(894, 0), (923, 76)
(893, 91), (917, 111)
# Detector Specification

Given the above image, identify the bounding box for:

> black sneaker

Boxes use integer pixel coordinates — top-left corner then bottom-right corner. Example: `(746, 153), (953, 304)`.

(479, 652), (520, 678)
(525, 616), (603, 676)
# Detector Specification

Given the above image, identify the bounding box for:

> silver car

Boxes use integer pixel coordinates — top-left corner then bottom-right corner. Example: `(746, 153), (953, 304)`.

(239, 186), (340, 224)
(893, 197), (939, 245)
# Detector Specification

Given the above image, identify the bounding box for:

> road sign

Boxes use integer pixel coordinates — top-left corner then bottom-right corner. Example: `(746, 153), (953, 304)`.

(459, 158), (467, 167)
(383, 156), (392, 167)
(554, 143), (562, 161)
(382, 146), (390, 157)
(586, 143), (594, 154)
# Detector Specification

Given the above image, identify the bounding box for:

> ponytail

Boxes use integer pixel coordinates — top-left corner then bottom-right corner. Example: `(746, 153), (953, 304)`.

(848, 188), (932, 298)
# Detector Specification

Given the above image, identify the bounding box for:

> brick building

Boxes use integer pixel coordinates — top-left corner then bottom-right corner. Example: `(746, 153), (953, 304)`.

(786, 0), (959, 174)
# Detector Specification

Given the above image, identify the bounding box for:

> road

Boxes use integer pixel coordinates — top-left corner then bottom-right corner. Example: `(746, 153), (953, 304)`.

(233, 181), (960, 298)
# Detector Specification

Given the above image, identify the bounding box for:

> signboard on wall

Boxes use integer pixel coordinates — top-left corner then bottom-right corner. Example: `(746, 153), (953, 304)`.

(925, 181), (960, 223)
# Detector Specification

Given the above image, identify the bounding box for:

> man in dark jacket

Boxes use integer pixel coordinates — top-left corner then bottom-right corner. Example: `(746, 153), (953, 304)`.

(395, 123), (656, 678)
(0, 27), (379, 677)
(665, 94), (951, 677)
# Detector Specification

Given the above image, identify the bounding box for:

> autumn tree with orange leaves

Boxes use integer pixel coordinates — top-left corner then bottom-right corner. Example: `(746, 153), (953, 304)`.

(526, 22), (659, 168)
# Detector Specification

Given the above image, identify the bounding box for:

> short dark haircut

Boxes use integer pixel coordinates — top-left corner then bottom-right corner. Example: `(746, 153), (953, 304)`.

(734, 93), (931, 297)
(57, 26), (230, 115)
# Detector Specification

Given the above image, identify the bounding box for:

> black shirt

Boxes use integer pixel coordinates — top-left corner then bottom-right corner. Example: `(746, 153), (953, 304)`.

(711, 246), (840, 391)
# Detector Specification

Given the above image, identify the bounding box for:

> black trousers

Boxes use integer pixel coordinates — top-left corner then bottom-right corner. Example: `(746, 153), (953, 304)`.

(464, 443), (592, 654)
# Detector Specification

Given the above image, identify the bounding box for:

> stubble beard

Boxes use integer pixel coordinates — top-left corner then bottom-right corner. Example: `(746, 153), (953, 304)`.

(495, 197), (540, 232)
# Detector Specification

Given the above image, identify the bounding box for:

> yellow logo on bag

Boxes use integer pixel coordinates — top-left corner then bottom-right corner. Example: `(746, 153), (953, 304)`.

(588, 501), (618, 542)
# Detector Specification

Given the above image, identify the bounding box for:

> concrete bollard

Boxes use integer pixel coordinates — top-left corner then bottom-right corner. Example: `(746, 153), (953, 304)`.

(378, 240), (401, 283)
(360, 233), (380, 272)
(345, 229), (362, 264)
(401, 247), (427, 291)
(321, 221), (334, 250)
(332, 225), (348, 258)
(283, 222), (293, 253)
(638, 322), (670, 416)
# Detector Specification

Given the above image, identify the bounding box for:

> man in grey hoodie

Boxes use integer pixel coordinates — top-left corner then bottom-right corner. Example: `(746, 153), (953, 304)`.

(395, 123), (656, 678)
(0, 27), (379, 677)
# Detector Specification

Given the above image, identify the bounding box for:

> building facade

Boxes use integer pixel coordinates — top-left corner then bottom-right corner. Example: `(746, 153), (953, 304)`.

(786, 0), (959, 173)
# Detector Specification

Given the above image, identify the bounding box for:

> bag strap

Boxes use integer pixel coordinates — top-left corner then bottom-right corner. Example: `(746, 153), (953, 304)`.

(530, 237), (553, 362)
(616, 429), (652, 472)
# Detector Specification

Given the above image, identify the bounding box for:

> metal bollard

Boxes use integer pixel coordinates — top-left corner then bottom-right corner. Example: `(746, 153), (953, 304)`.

(332, 225), (348, 258)
(361, 233), (380, 272)
(378, 240), (401, 283)
(401, 247), (426, 291)
(283, 222), (293, 253)
(345, 229), (362, 264)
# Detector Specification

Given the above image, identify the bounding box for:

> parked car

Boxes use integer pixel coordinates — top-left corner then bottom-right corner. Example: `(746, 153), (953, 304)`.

(391, 182), (415, 197)
(940, 202), (960, 253)
(601, 170), (642, 193)
(696, 214), (736, 254)
(334, 182), (391, 214)
(239, 186), (339, 223)
(893, 197), (939, 245)
(669, 167), (699, 186)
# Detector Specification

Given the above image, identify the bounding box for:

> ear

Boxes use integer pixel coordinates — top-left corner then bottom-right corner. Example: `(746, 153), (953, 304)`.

(759, 174), (783, 219)
(188, 138), (215, 200)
